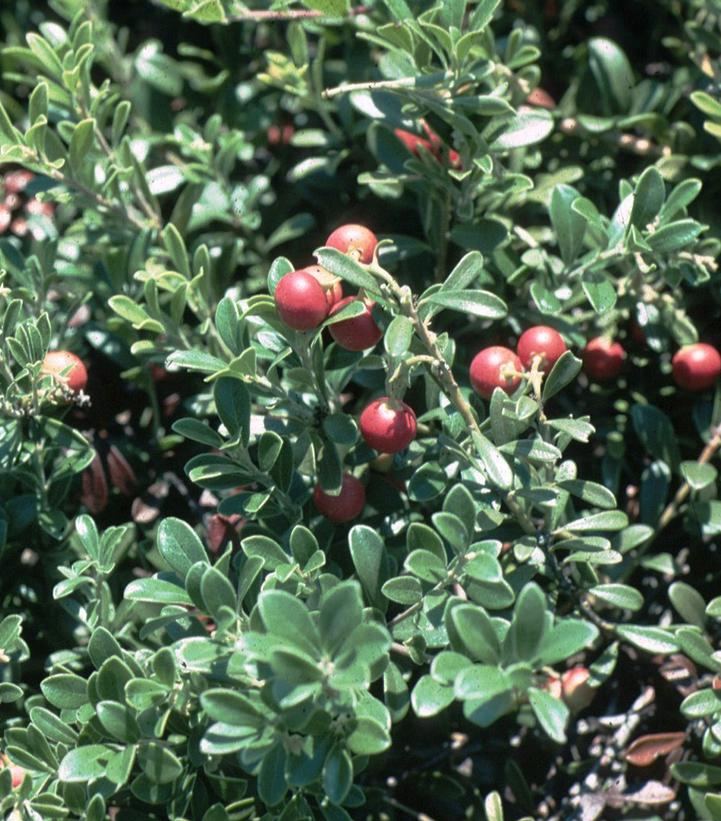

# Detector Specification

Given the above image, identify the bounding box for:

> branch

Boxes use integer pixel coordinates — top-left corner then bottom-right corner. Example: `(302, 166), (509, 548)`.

(229, 4), (368, 22)
(559, 118), (671, 158)
(322, 72), (452, 100)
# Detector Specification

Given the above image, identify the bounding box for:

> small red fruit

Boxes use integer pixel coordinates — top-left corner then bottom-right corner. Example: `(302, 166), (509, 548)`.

(582, 337), (625, 382)
(329, 297), (382, 351)
(313, 473), (366, 523)
(394, 128), (435, 156)
(1, 754), (24, 789)
(517, 326), (567, 372)
(274, 269), (329, 331)
(42, 350), (88, 392)
(543, 673), (563, 700)
(267, 123), (294, 146)
(304, 264), (344, 309)
(470, 346), (523, 400)
(561, 666), (596, 713)
(672, 343), (721, 391)
(325, 224), (378, 265)
(359, 397), (417, 453)
(526, 87), (557, 110)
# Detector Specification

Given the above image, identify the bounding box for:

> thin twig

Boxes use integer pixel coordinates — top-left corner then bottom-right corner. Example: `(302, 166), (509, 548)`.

(229, 4), (368, 22)
(48, 169), (147, 231)
(322, 72), (452, 99)
(559, 118), (670, 158)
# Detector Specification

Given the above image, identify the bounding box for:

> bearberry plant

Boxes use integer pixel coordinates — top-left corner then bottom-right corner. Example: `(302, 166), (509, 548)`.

(3, 1), (721, 820)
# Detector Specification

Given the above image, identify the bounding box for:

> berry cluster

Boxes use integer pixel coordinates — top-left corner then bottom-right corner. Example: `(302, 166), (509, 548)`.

(273, 232), (721, 526)
(0, 168), (54, 238)
(394, 120), (461, 167)
(470, 325), (567, 400)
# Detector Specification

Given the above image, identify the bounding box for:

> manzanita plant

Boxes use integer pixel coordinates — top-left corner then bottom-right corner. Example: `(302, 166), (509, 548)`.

(3, 1), (721, 819)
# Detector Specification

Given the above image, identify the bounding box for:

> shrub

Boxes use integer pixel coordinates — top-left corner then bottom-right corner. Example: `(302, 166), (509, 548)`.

(2, 1), (721, 819)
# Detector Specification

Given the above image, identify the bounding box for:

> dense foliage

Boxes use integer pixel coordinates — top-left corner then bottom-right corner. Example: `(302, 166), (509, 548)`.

(4, 0), (721, 818)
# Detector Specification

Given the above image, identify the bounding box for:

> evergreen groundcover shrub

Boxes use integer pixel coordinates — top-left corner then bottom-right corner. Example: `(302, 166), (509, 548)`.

(5, 0), (721, 818)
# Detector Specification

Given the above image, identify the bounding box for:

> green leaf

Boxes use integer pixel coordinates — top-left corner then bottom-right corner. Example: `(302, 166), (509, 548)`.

(214, 378), (250, 446)
(349, 525), (388, 611)
(588, 37), (634, 113)
(472, 431), (513, 490)
(536, 619), (599, 665)
(563, 510), (629, 531)
(648, 219), (704, 253)
(381, 575), (423, 605)
(408, 462), (448, 501)
(542, 352), (582, 401)
(581, 271), (617, 314)
(347, 717), (391, 754)
(447, 604), (501, 663)
(672, 762), (721, 788)
(590, 584), (643, 611)
(201, 566), (237, 618)
(630, 166), (665, 229)
(138, 742), (184, 785)
(166, 349), (227, 374)
(172, 418), (224, 448)
(681, 688), (721, 719)
(509, 583), (547, 661)
(124, 577), (193, 606)
(323, 744), (352, 806)
(454, 664), (512, 701)
(157, 517), (208, 580)
(314, 247), (379, 293)
(423, 289), (507, 319)
(69, 118), (95, 175)
(201, 689), (262, 727)
(41, 673), (88, 709)
(490, 108), (553, 150)
(384, 315), (414, 356)
(258, 590), (320, 657)
(404, 549), (446, 583)
(411, 675), (454, 718)
(558, 480), (616, 509)
(669, 582), (707, 628)
(680, 461), (717, 491)
(550, 184), (586, 265)
(59, 745), (117, 783)
(616, 625), (679, 655)
(528, 687), (569, 743)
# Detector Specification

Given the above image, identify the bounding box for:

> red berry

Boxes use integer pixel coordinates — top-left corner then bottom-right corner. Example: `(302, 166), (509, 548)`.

(304, 264), (344, 309)
(325, 224), (378, 265)
(672, 343), (721, 391)
(526, 87), (557, 110)
(561, 666), (596, 713)
(359, 397), (417, 453)
(274, 269), (329, 331)
(329, 297), (382, 351)
(313, 473), (366, 523)
(1, 755), (24, 789)
(267, 124), (294, 146)
(42, 350), (88, 392)
(582, 337), (625, 382)
(543, 673), (563, 700)
(3, 170), (33, 194)
(517, 326), (567, 372)
(394, 128), (436, 156)
(470, 346), (523, 400)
